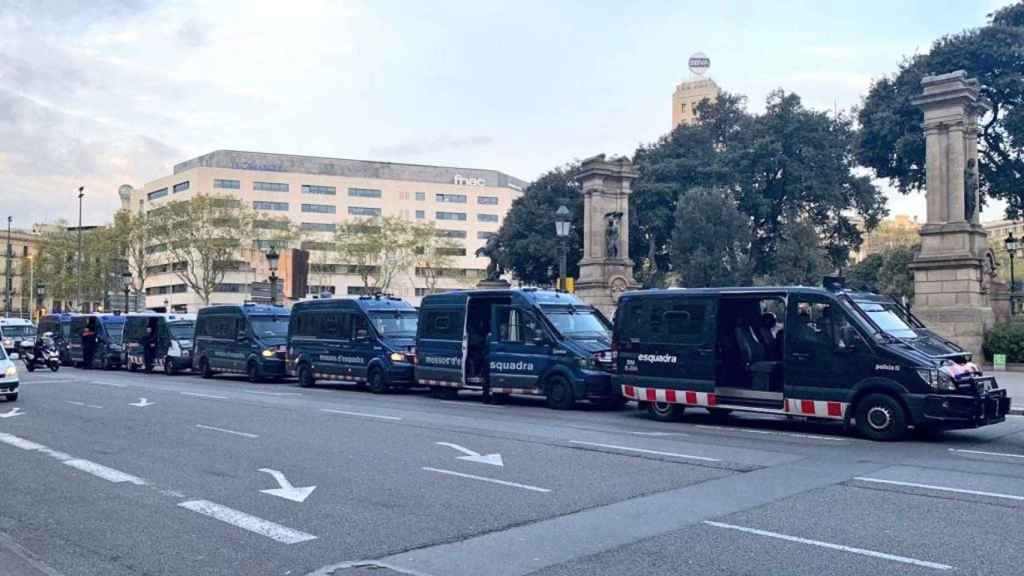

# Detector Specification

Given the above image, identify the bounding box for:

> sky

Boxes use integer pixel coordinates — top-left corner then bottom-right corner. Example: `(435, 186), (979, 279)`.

(0, 0), (1014, 230)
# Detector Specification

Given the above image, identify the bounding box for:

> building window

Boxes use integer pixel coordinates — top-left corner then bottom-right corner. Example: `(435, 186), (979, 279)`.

(214, 283), (248, 293)
(302, 185), (336, 195)
(253, 201), (289, 211)
(302, 203), (336, 214)
(255, 219), (290, 230)
(172, 181), (190, 194)
(478, 196), (498, 205)
(347, 285), (371, 296)
(436, 193), (467, 204)
(214, 179), (240, 189)
(147, 188), (168, 201)
(437, 247), (466, 256)
(415, 210), (425, 220)
(415, 192), (425, 201)
(437, 229), (467, 238)
(171, 284), (188, 294)
(477, 231), (496, 240)
(301, 241), (334, 251)
(348, 188), (382, 198)
(301, 222), (337, 232)
(348, 206), (381, 217)
(478, 213), (499, 223)
(436, 211), (467, 221)
(254, 182), (289, 192)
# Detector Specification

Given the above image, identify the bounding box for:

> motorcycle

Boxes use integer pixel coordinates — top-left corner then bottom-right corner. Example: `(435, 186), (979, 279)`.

(19, 334), (60, 372)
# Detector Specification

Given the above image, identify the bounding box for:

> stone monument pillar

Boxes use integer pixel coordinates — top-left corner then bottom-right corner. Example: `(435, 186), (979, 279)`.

(574, 154), (639, 317)
(908, 70), (993, 358)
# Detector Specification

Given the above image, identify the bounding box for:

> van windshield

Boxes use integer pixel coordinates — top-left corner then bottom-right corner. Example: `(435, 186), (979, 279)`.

(370, 311), (418, 337)
(250, 316), (289, 338)
(1, 325), (36, 339)
(168, 323), (194, 340)
(102, 320), (125, 343)
(851, 300), (918, 339)
(542, 307), (609, 339)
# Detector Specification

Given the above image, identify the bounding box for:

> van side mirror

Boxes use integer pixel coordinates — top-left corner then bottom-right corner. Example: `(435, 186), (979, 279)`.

(237, 330), (248, 341)
(355, 329), (369, 340)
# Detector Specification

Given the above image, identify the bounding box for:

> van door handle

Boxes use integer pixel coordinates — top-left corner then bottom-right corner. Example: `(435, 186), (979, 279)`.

(791, 352), (811, 361)
(696, 347), (713, 356)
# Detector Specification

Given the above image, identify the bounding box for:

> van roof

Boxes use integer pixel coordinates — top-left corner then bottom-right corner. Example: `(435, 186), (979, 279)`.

(420, 288), (588, 307)
(197, 304), (289, 316)
(617, 286), (883, 301)
(0, 318), (34, 325)
(292, 296), (415, 313)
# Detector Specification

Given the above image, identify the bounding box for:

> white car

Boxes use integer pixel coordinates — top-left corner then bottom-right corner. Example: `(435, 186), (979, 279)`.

(0, 346), (18, 401)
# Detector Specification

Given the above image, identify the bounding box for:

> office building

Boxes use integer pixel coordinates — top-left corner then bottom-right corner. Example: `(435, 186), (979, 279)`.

(672, 78), (720, 129)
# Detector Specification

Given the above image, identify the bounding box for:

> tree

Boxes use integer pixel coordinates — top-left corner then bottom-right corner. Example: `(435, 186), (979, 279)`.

(112, 209), (151, 307)
(332, 216), (422, 293)
(858, 4), (1024, 216)
(149, 194), (256, 306)
(496, 165), (584, 286)
(763, 219), (831, 285)
(846, 245), (918, 303)
(34, 222), (78, 308)
(669, 187), (752, 287)
(411, 225), (462, 293)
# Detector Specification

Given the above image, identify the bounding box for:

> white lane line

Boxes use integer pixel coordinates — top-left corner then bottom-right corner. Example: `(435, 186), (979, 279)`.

(180, 391), (229, 400)
(694, 424), (845, 442)
(63, 459), (148, 485)
(64, 401), (103, 409)
(626, 431), (688, 437)
(320, 408), (403, 421)
(853, 476), (1024, 502)
(438, 400), (504, 408)
(177, 500), (317, 544)
(421, 467), (550, 493)
(703, 521), (953, 571)
(568, 440), (720, 462)
(194, 424), (259, 439)
(244, 390), (302, 397)
(87, 380), (126, 388)
(949, 448), (1024, 460)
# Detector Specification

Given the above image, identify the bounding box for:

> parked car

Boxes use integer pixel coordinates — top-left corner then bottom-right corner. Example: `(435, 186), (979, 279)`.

(0, 345), (18, 401)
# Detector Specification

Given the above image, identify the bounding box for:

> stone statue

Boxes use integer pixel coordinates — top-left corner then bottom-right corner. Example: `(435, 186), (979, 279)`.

(605, 212), (622, 259)
(964, 158), (978, 221)
(475, 235), (503, 281)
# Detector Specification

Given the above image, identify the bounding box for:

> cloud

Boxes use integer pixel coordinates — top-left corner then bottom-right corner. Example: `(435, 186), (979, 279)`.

(370, 136), (495, 158)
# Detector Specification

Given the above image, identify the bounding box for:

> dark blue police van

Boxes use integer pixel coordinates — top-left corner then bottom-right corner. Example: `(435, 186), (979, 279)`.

(68, 313), (126, 369)
(415, 289), (620, 409)
(612, 284), (1012, 441)
(287, 295), (417, 392)
(194, 304), (289, 382)
(38, 313), (76, 365)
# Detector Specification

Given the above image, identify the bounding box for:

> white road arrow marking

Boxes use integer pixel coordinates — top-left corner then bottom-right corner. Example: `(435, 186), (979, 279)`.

(0, 407), (23, 418)
(436, 442), (504, 467)
(258, 468), (316, 503)
(129, 398), (155, 407)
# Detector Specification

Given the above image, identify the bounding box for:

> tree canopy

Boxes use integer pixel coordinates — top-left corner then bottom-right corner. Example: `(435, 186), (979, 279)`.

(670, 187), (752, 287)
(858, 3), (1024, 216)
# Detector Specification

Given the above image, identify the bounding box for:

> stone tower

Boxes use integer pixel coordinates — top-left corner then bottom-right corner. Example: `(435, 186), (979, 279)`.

(574, 154), (639, 318)
(908, 70), (993, 358)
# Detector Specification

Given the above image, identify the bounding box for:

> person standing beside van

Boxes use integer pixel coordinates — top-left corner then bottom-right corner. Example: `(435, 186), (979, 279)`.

(81, 320), (97, 369)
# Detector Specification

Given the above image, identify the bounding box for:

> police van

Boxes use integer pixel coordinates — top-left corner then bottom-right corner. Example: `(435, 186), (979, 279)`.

(68, 314), (126, 369)
(415, 289), (620, 409)
(194, 304), (289, 382)
(38, 313), (75, 365)
(123, 313), (196, 374)
(612, 284), (1012, 440)
(288, 295), (417, 392)
(0, 318), (36, 356)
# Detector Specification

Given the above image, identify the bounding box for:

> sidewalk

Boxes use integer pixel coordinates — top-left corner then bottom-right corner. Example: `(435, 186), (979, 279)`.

(987, 368), (1024, 415)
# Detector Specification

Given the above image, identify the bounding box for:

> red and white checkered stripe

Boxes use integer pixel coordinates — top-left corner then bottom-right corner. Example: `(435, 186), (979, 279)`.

(420, 379), (461, 388)
(621, 385), (717, 407)
(785, 399), (847, 419)
(490, 387), (541, 396)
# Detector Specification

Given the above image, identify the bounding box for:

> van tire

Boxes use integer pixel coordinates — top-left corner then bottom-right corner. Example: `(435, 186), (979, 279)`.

(545, 375), (575, 410)
(297, 364), (315, 388)
(855, 393), (907, 441)
(5, 393), (17, 402)
(247, 360), (263, 383)
(164, 357), (177, 376)
(199, 357), (214, 379)
(368, 368), (387, 394)
(647, 401), (685, 422)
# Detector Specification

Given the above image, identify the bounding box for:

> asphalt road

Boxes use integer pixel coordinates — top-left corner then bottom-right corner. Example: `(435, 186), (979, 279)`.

(1, 367), (1023, 576)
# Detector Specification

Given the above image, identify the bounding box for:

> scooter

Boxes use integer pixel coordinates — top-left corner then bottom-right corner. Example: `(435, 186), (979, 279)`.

(19, 334), (61, 372)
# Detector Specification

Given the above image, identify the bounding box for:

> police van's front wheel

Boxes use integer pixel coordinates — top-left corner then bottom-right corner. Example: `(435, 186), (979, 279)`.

(297, 364), (315, 388)
(545, 375), (575, 410)
(646, 401), (685, 422)
(199, 357), (213, 379)
(246, 360), (263, 383)
(368, 368), (387, 394)
(855, 393), (907, 441)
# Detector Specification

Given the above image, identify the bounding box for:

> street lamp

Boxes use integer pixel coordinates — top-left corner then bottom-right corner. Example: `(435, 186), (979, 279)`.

(76, 186), (84, 312)
(1006, 232), (1020, 315)
(555, 205), (571, 292)
(4, 216), (11, 317)
(265, 246), (280, 306)
(120, 271), (133, 314)
(35, 283), (45, 321)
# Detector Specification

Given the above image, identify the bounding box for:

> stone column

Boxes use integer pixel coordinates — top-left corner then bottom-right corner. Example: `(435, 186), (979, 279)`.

(909, 71), (993, 359)
(573, 154), (639, 318)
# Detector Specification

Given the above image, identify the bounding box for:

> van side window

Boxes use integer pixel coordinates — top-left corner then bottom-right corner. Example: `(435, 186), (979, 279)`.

(352, 314), (369, 338)
(321, 313), (338, 337)
(422, 310), (464, 340)
(495, 308), (538, 343)
(665, 303), (707, 344)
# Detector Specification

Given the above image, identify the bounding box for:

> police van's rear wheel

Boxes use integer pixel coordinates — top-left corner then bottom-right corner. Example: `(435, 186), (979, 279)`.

(855, 393), (907, 441)
(647, 401), (685, 422)
(368, 368), (387, 394)
(545, 375), (575, 410)
(199, 357), (213, 379)
(164, 357), (177, 376)
(297, 364), (315, 388)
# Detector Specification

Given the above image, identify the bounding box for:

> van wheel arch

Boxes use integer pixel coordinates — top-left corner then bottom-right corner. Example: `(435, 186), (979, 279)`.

(848, 379), (913, 427)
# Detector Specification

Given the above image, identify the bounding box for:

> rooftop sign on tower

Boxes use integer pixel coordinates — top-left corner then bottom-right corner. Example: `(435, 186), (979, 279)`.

(688, 52), (710, 76)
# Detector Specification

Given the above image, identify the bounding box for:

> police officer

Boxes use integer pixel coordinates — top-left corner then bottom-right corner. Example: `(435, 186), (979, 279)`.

(143, 322), (157, 372)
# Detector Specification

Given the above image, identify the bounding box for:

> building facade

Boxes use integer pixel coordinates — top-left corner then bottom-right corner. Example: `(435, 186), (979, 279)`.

(128, 150), (526, 311)
(1, 229), (43, 319)
(672, 78), (720, 129)
(849, 214), (922, 263)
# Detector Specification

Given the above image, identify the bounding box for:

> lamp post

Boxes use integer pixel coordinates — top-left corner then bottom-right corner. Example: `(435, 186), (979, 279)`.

(555, 205), (571, 292)
(36, 283), (45, 321)
(26, 254), (33, 319)
(76, 186), (84, 312)
(265, 246), (280, 306)
(1006, 232), (1020, 315)
(121, 271), (133, 314)
(163, 298), (169, 313)
(4, 216), (11, 317)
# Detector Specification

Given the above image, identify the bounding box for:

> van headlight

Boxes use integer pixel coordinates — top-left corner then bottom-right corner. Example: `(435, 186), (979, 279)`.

(577, 356), (597, 370)
(261, 349), (276, 358)
(916, 367), (957, 391)
(4, 365), (16, 378)
(389, 352), (407, 363)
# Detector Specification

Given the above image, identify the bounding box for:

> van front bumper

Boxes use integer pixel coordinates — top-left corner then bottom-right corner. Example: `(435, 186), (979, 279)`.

(906, 389), (1010, 430)
(579, 370), (616, 399)
(386, 363), (415, 386)
(258, 358), (288, 377)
